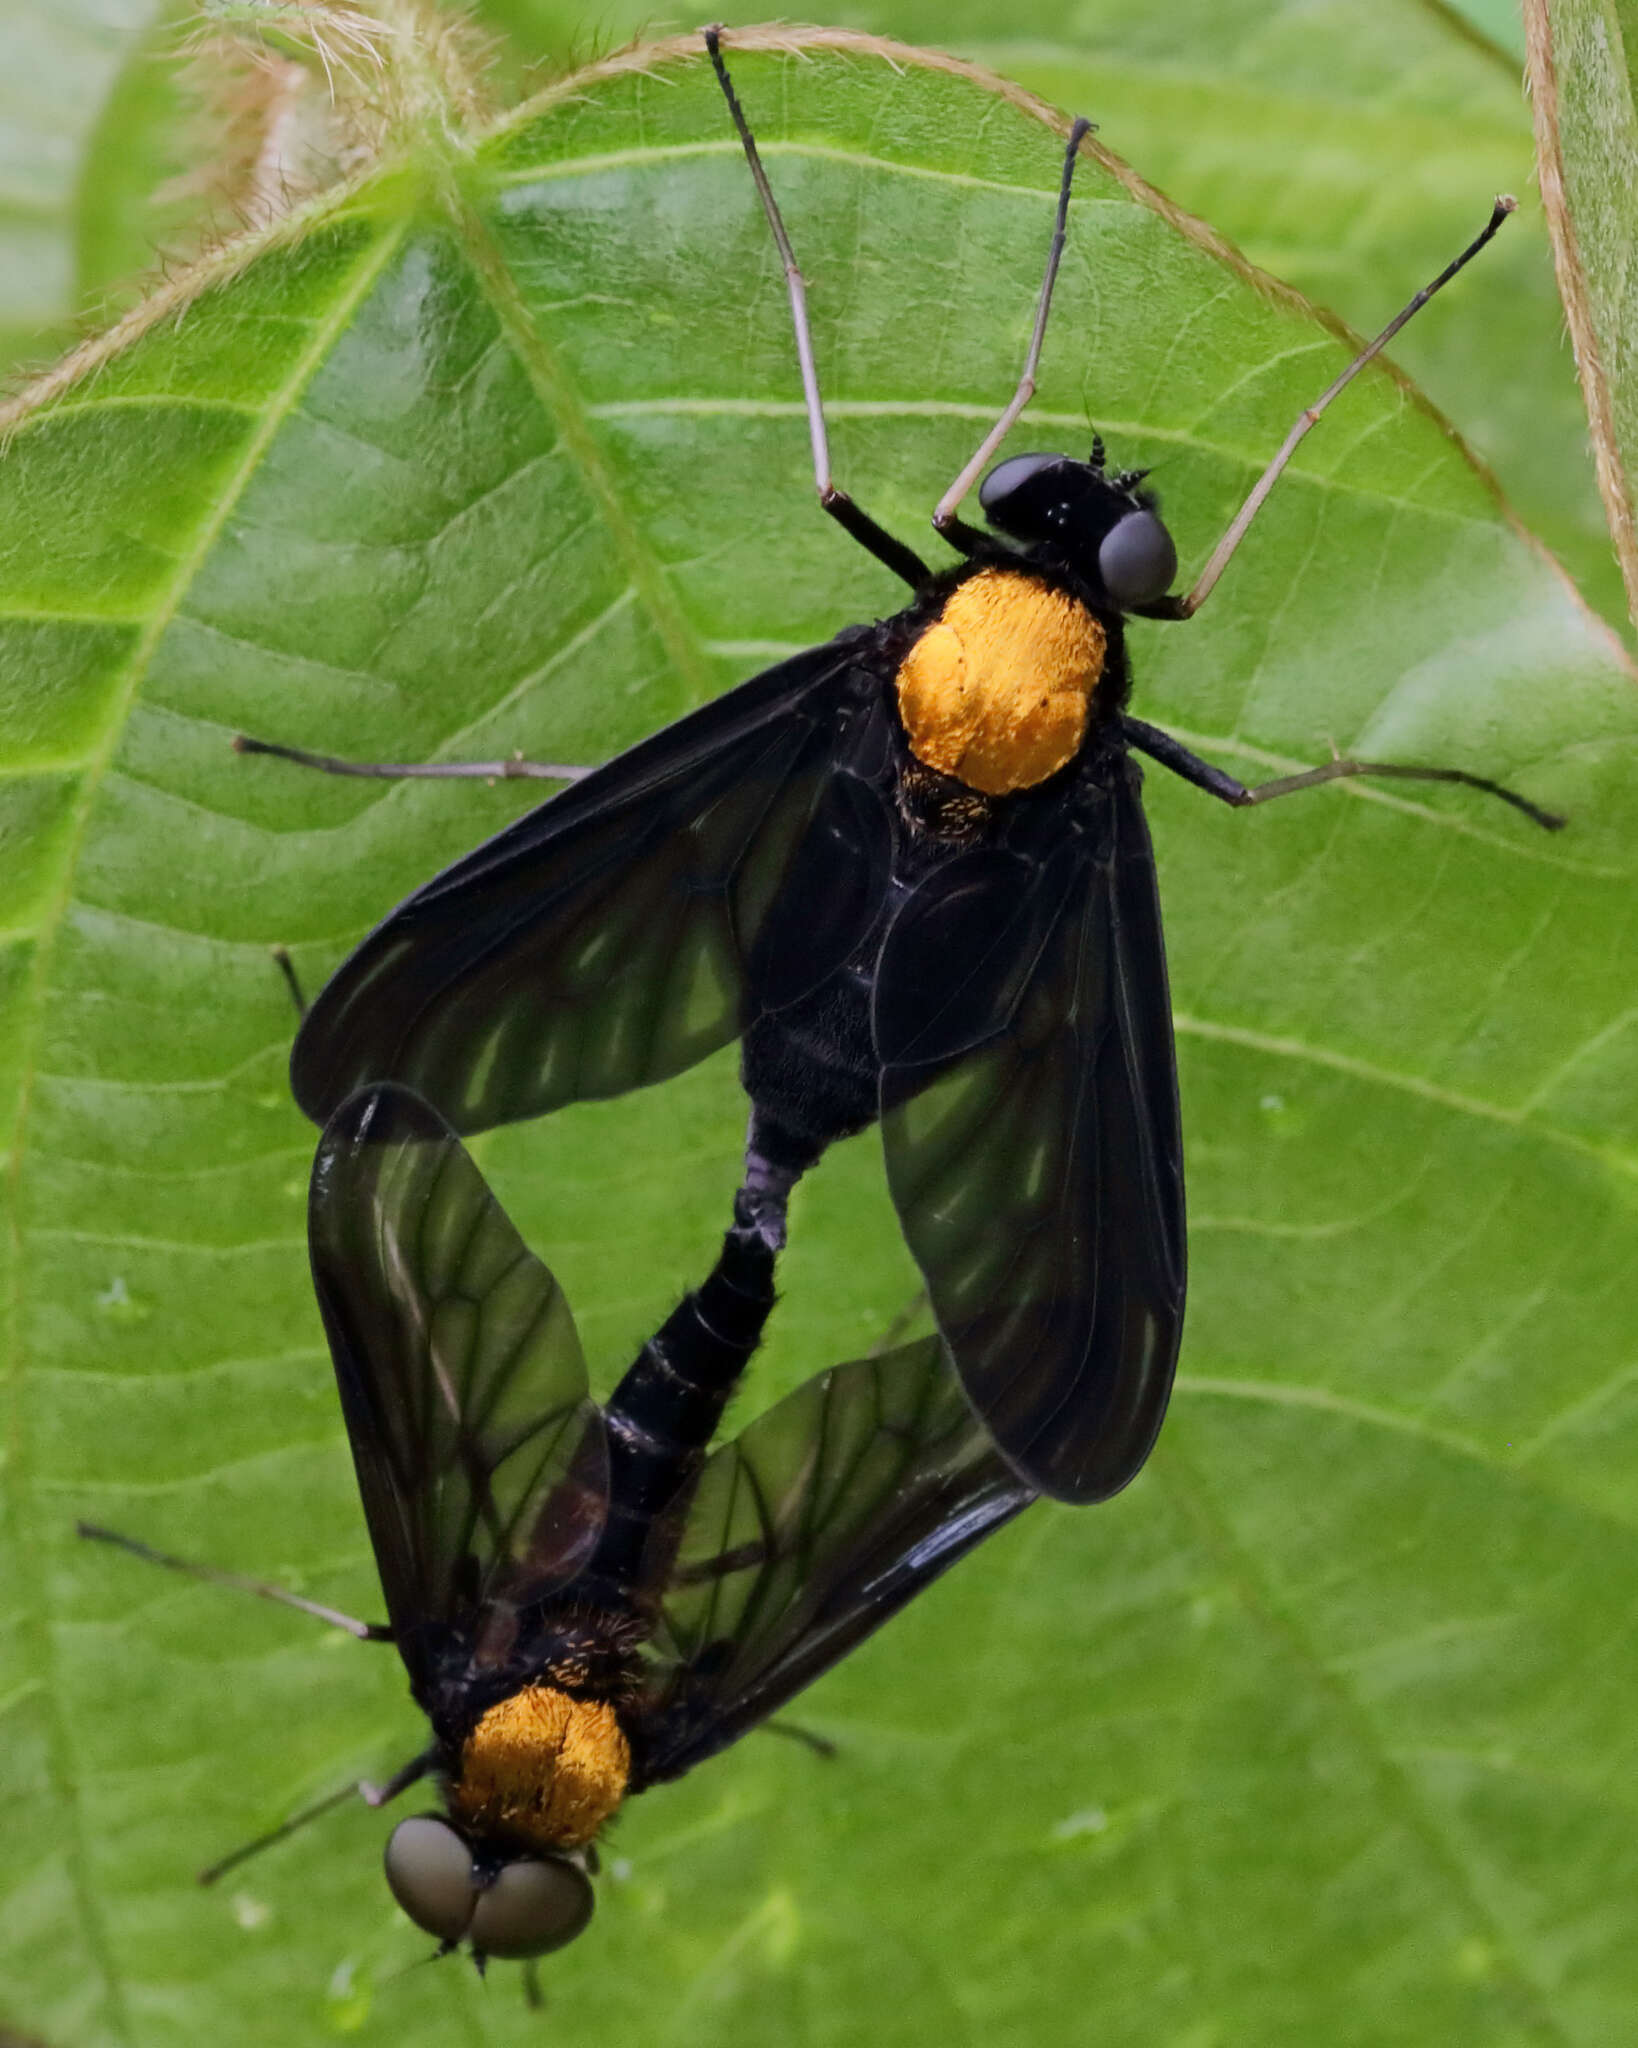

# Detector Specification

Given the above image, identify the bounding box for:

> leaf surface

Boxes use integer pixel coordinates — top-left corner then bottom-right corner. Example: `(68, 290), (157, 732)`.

(483, 0), (1623, 626)
(3, 27), (1636, 2048)
(0, 0), (204, 377)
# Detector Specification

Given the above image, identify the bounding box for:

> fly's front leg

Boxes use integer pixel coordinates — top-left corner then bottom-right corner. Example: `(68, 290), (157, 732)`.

(932, 116), (1094, 541)
(704, 28), (933, 590)
(1143, 198), (1515, 622)
(197, 1752), (435, 1886)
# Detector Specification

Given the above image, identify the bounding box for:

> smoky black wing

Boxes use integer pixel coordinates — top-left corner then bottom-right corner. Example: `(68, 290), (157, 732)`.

(308, 1085), (608, 1681)
(291, 641), (865, 1132)
(874, 762), (1185, 1504)
(629, 1336), (1033, 1785)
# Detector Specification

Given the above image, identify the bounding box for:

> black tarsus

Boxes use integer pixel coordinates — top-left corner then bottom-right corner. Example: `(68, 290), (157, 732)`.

(272, 945), (308, 1022)
(821, 485), (936, 589)
(761, 1717), (839, 1760)
(934, 514), (990, 558)
(1120, 715), (1565, 832)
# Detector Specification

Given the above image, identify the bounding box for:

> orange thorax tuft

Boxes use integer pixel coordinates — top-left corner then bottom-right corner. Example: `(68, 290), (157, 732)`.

(450, 1686), (632, 1852)
(895, 568), (1107, 795)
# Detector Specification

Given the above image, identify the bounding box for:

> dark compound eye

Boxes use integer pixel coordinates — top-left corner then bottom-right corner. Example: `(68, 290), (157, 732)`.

(1097, 509), (1178, 606)
(978, 452), (1071, 527)
(469, 1855), (596, 1960)
(383, 1816), (478, 1945)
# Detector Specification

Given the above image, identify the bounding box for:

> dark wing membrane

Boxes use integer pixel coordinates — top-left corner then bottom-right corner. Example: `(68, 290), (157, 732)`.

(876, 767), (1185, 1505)
(629, 1337), (1033, 1785)
(291, 641), (861, 1132)
(308, 1085), (608, 1680)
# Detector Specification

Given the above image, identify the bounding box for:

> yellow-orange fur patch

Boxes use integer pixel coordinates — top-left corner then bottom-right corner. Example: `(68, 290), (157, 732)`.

(896, 568), (1106, 795)
(451, 1687), (631, 1852)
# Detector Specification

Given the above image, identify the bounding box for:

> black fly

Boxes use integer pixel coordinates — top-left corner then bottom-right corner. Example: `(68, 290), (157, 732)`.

(257, 30), (1560, 1505)
(83, 1081), (1032, 1970)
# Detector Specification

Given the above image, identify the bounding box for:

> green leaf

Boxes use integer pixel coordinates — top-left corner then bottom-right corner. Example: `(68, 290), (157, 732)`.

(4, 24), (1636, 2046)
(482, 0), (1624, 631)
(0, 0), (411, 386)
(0, 1), (202, 377)
(1438, 0), (1529, 59)
(1525, 0), (1638, 630)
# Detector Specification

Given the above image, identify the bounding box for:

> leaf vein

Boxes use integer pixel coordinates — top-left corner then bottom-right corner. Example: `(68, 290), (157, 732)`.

(0, 217), (410, 2036)
(1156, 1430), (1579, 2045)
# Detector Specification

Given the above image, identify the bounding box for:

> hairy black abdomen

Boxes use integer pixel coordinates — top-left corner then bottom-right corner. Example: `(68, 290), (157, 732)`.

(571, 1229), (776, 1619)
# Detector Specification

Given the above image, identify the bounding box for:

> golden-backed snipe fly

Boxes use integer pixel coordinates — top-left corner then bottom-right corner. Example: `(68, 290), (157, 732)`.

(83, 1082), (1031, 1973)
(257, 30), (1561, 1505)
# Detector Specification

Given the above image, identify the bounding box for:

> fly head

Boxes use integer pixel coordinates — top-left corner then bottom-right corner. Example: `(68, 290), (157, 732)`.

(979, 445), (1177, 610)
(384, 1813), (596, 1962)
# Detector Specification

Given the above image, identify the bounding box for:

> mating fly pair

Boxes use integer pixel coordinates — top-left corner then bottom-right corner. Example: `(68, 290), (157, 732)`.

(90, 28), (1560, 1983)
(91, 1076), (1031, 1976)
(276, 33), (1559, 1502)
